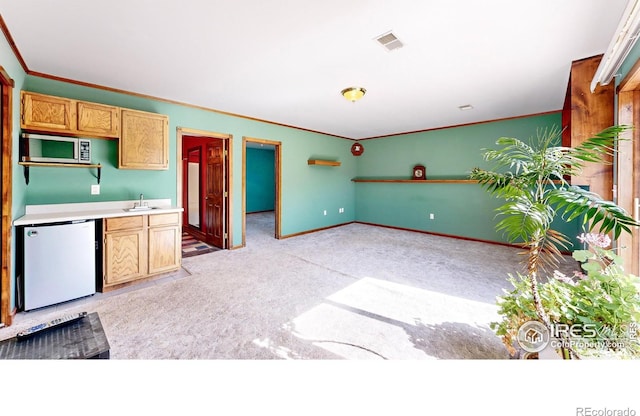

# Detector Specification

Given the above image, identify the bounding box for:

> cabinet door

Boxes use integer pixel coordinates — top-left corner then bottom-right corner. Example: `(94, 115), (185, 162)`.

(104, 229), (148, 286)
(148, 225), (181, 274)
(77, 101), (120, 138)
(21, 91), (75, 132)
(120, 109), (169, 170)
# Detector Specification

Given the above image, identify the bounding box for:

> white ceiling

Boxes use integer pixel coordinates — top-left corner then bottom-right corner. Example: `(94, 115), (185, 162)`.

(0, 0), (630, 139)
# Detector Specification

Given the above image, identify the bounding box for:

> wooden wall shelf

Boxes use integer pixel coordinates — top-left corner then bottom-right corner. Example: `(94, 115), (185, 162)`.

(19, 162), (102, 185)
(351, 178), (478, 183)
(308, 159), (341, 166)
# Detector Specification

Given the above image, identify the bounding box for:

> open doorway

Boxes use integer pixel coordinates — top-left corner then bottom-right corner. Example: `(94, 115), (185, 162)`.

(177, 128), (231, 250)
(242, 137), (281, 247)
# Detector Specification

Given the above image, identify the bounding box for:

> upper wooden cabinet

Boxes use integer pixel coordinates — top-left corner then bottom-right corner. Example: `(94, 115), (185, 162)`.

(20, 90), (170, 170)
(21, 91), (75, 132)
(77, 101), (120, 137)
(21, 91), (120, 139)
(119, 109), (169, 170)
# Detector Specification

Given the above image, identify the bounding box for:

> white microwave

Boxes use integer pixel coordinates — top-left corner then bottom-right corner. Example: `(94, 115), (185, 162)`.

(21, 133), (92, 164)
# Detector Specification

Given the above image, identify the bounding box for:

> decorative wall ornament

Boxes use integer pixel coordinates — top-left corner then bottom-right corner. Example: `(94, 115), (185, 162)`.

(351, 142), (364, 156)
(412, 164), (426, 180)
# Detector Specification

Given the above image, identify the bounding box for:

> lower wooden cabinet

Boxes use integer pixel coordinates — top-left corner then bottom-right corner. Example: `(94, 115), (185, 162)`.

(104, 226), (147, 286)
(103, 213), (181, 290)
(148, 213), (182, 275)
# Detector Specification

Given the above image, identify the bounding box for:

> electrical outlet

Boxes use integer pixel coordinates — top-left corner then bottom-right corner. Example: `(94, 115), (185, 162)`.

(339, 208), (344, 213)
(323, 210), (327, 216)
(91, 184), (100, 195)
(429, 213), (434, 220)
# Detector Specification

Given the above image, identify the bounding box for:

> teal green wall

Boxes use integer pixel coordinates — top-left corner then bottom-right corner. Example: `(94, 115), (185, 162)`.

(20, 76), (357, 243)
(246, 148), (275, 213)
(354, 113), (582, 247)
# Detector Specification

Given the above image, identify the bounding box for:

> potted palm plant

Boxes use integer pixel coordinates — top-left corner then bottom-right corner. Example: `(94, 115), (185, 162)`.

(470, 125), (640, 359)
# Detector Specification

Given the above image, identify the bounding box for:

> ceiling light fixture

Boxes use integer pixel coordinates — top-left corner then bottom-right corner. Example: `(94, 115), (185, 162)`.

(341, 87), (366, 102)
(458, 104), (474, 111)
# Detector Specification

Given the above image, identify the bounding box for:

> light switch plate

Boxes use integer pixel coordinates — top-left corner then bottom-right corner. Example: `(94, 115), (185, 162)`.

(91, 184), (100, 195)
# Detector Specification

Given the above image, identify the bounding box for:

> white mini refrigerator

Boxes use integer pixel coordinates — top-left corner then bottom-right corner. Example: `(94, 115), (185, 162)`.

(23, 220), (96, 311)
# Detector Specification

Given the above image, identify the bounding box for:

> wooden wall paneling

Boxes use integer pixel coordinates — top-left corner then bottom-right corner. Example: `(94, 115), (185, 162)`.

(616, 90), (638, 274)
(1, 67), (14, 327)
(567, 56), (615, 201)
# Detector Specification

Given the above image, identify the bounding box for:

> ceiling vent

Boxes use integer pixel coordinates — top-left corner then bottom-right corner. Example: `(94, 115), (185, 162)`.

(375, 31), (404, 51)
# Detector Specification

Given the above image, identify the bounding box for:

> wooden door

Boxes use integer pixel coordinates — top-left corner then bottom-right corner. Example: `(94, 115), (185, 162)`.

(205, 138), (225, 248)
(182, 135), (226, 249)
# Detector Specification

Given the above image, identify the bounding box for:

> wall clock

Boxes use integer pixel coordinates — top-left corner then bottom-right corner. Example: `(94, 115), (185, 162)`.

(351, 142), (364, 156)
(412, 165), (426, 180)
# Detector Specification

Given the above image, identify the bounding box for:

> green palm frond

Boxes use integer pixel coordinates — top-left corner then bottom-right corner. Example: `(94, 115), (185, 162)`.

(572, 125), (623, 160)
(470, 168), (528, 200)
(494, 198), (553, 243)
(548, 186), (639, 239)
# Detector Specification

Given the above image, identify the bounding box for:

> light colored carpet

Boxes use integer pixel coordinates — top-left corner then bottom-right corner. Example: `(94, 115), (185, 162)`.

(1, 212), (579, 359)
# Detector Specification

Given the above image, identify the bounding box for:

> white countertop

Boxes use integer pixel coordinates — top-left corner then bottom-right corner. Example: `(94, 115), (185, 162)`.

(13, 199), (183, 226)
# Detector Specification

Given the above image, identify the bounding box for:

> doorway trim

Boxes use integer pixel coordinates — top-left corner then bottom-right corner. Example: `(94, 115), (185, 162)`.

(177, 127), (232, 249)
(617, 61), (640, 275)
(242, 137), (282, 247)
(1, 66), (14, 327)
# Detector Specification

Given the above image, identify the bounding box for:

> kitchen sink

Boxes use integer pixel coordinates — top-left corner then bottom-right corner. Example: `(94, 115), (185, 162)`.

(123, 206), (159, 212)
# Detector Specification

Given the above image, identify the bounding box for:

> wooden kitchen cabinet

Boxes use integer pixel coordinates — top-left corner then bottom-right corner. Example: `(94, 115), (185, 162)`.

(148, 213), (181, 274)
(21, 91), (75, 132)
(119, 109), (169, 170)
(21, 91), (170, 164)
(103, 215), (148, 287)
(21, 91), (120, 139)
(103, 212), (181, 290)
(77, 101), (120, 137)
